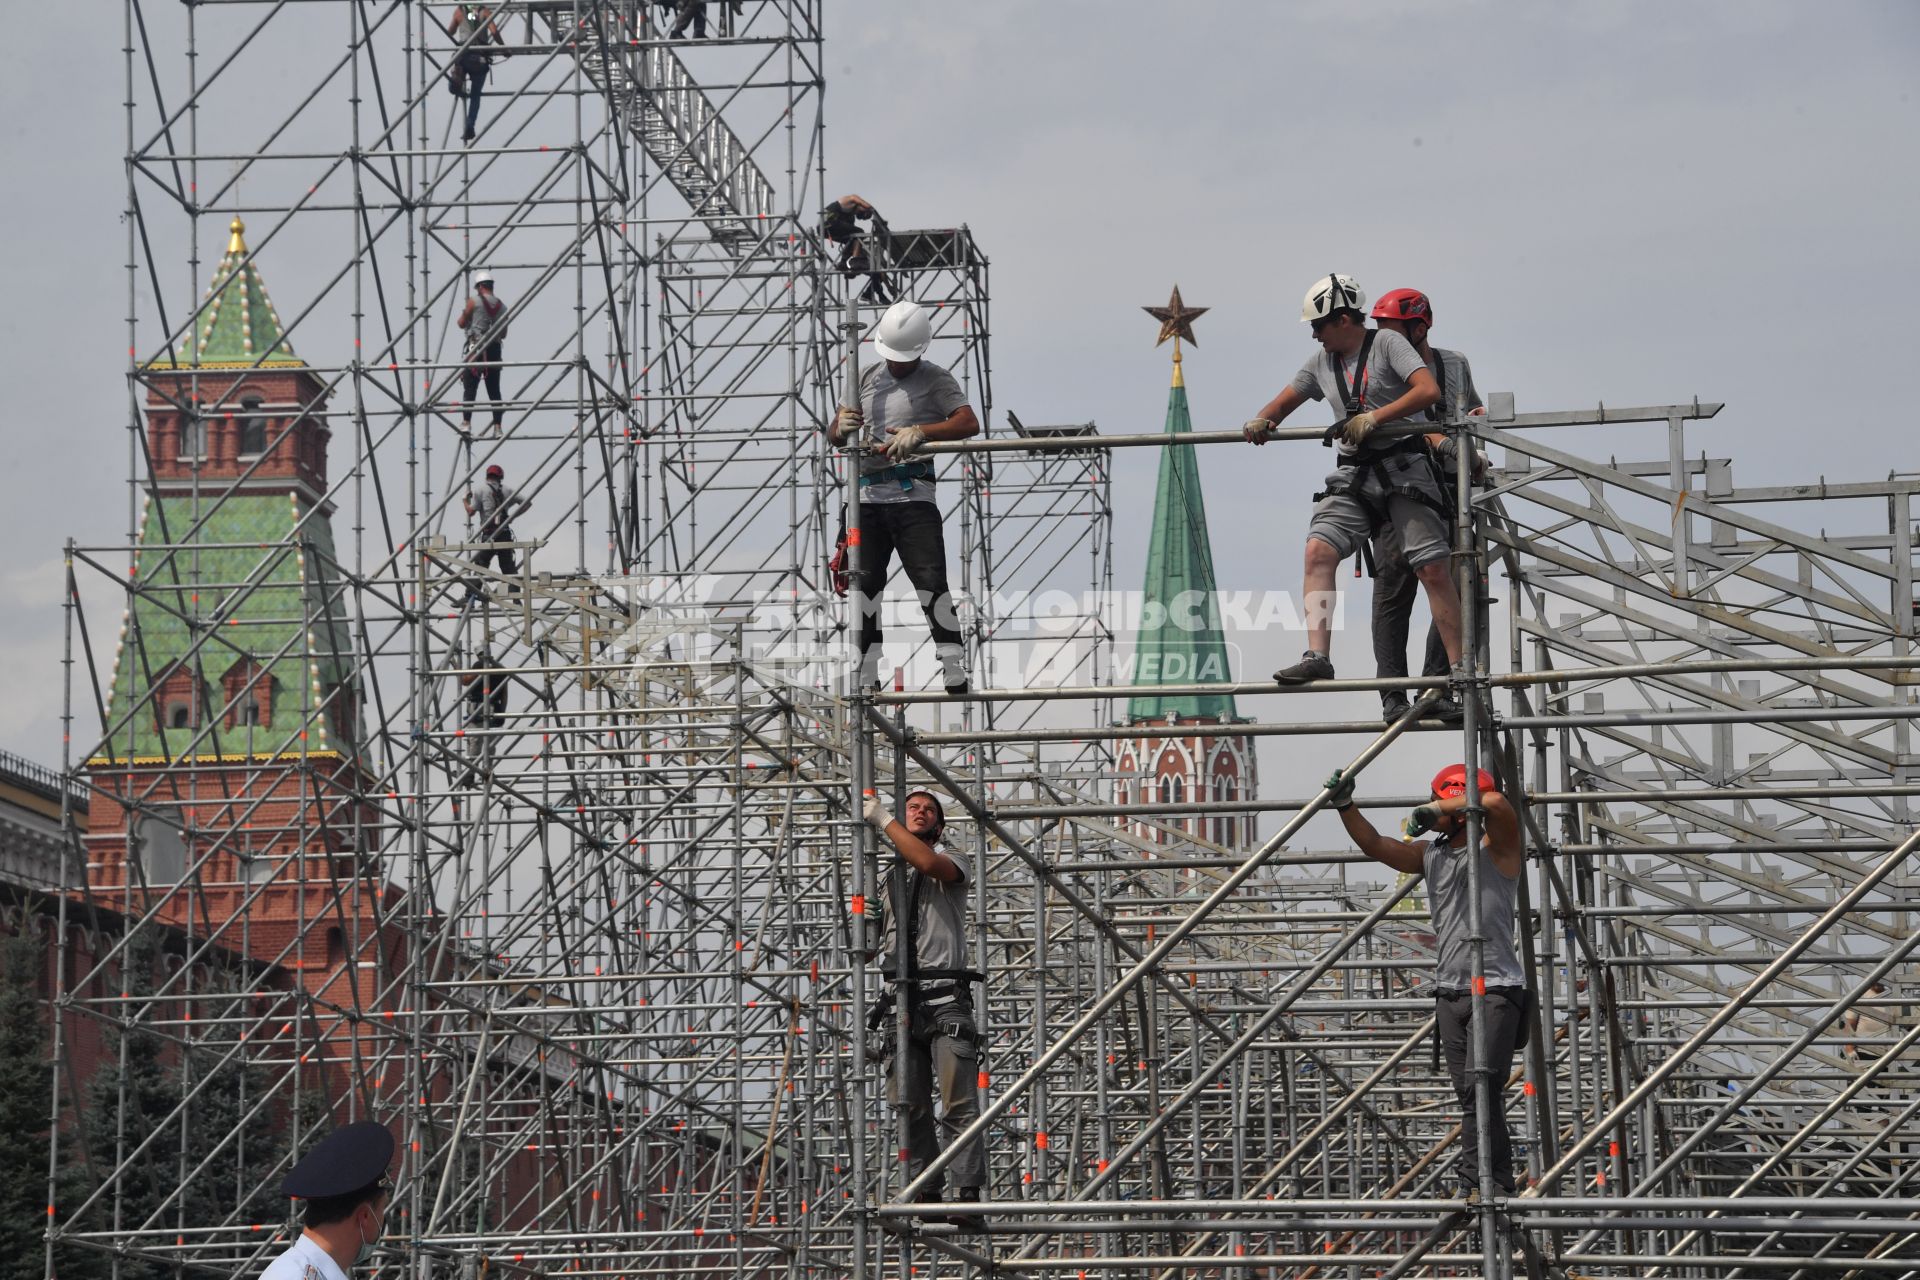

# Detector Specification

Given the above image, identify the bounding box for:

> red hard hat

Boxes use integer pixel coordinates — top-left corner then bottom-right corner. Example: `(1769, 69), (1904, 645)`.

(1431, 764), (1496, 798)
(1372, 288), (1433, 327)
(485, 464), (504, 478)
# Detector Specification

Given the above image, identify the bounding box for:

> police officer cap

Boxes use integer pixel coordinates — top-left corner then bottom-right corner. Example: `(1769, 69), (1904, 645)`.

(281, 1121), (395, 1199)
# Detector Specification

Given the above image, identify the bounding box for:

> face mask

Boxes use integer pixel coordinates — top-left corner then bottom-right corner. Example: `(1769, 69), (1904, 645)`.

(352, 1208), (381, 1267)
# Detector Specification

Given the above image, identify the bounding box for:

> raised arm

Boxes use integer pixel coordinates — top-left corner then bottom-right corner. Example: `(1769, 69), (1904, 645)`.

(863, 795), (962, 882)
(1326, 770), (1428, 875)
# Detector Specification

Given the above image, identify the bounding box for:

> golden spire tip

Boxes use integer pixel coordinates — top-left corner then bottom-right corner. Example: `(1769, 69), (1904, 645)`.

(227, 217), (247, 257)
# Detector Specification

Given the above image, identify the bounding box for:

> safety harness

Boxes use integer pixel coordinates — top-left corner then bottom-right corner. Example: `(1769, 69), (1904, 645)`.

(869, 847), (985, 1049)
(859, 459), (935, 492)
(1312, 333), (1453, 576)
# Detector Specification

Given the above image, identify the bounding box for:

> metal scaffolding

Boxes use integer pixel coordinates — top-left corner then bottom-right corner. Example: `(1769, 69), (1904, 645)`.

(47, 3), (1919, 1279)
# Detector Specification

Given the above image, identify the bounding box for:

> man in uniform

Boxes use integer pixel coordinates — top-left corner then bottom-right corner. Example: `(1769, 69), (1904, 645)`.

(262, 1120), (395, 1279)
(831, 299), (979, 694)
(1366, 288), (1487, 725)
(863, 788), (988, 1229)
(1242, 274), (1463, 688)
(1326, 762), (1528, 1199)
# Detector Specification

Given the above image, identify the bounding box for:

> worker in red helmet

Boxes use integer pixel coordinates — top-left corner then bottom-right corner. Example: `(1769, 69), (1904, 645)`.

(462, 462), (531, 603)
(1322, 760), (1528, 1200)
(1367, 290), (1488, 725)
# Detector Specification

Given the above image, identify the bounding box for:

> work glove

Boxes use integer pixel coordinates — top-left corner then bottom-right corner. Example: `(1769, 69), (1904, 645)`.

(1243, 417), (1277, 445)
(1323, 769), (1356, 811)
(862, 794), (894, 830)
(883, 425), (926, 461)
(1403, 804), (1442, 838)
(1341, 412), (1379, 445)
(833, 405), (863, 445)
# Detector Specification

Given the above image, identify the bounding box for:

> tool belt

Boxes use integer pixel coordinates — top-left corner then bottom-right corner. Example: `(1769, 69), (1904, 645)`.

(859, 459), (934, 492)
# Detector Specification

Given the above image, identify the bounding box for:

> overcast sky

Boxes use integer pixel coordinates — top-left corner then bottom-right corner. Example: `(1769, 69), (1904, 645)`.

(4, 1), (1916, 812)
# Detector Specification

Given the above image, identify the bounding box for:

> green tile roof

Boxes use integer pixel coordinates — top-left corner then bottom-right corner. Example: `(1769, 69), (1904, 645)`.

(151, 218), (302, 370)
(1127, 357), (1239, 724)
(93, 491), (358, 765)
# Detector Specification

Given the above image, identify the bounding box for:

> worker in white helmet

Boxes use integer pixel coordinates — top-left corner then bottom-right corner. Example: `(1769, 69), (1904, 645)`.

(457, 270), (509, 435)
(1242, 273), (1461, 687)
(830, 299), (979, 694)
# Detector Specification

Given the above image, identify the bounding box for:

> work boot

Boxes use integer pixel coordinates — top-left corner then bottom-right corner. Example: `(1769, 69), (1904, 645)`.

(1381, 692), (1412, 724)
(1273, 650), (1335, 685)
(948, 1186), (986, 1234)
(1426, 694), (1465, 725)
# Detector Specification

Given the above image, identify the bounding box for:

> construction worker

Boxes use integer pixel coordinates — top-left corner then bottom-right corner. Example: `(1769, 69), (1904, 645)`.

(1842, 981), (1896, 1062)
(863, 788), (988, 1230)
(445, 6), (504, 144)
(821, 194), (895, 303)
(669, 0), (709, 38)
(462, 648), (510, 730)
(831, 299), (978, 694)
(457, 271), (510, 434)
(1367, 288), (1487, 725)
(1326, 762), (1528, 1199)
(1243, 274), (1462, 687)
(463, 462), (530, 600)
(264, 1121), (394, 1278)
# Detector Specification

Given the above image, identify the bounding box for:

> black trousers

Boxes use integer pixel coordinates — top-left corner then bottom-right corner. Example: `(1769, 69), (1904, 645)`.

(1437, 989), (1527, 1193)
(1371, 526), (1448, 689)
(473, 539), (518, 579)
(852, 501), (961, 664)
(461, 340), (504, 426)
(670, 0), (707, 36)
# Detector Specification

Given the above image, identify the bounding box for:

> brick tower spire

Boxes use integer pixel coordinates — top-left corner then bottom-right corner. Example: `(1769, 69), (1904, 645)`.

(88, 219), (380, 990)
(1117, 289), (1258, 849)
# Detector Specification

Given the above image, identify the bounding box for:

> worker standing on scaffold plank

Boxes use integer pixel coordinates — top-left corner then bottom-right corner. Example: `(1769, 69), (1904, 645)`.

(1326, 763), (1530, 1200)
(1367, 288), (1488, 726)
(457, 270), (510, 435)
(863, 788), (989, 1231)
(1242, 274), (1464, 687)
(830, 299), (979, 694)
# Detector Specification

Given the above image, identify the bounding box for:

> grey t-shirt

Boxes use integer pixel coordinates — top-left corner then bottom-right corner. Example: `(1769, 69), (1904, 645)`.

(1287, 327), (1430, 457)
(1428, 347), (1483, 422)
(469, 480), (520, 533)
(1422, 835), (1525, 990)
(851, 360), (968, 505)
(883, 840), (973, 974)
(466, 293), (509, 350)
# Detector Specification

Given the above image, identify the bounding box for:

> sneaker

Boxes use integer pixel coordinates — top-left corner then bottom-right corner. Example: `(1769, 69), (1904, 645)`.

(1381, 693), (1412, 724)
(1427, 694), (1465, 725)
(1273, 650), (1335, 685)
(462, 129), (476, 144)
(944, 680), (970, 697)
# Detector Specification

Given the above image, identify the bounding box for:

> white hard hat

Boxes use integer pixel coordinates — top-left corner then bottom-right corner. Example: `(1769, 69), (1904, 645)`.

(474, 269), (495, 288)
(1301, 273), (1365, 323)
(870, 299), (932, 362)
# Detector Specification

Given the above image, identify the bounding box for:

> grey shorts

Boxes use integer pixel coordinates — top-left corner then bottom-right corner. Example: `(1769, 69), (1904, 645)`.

(1307, 489), (1451, 569)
